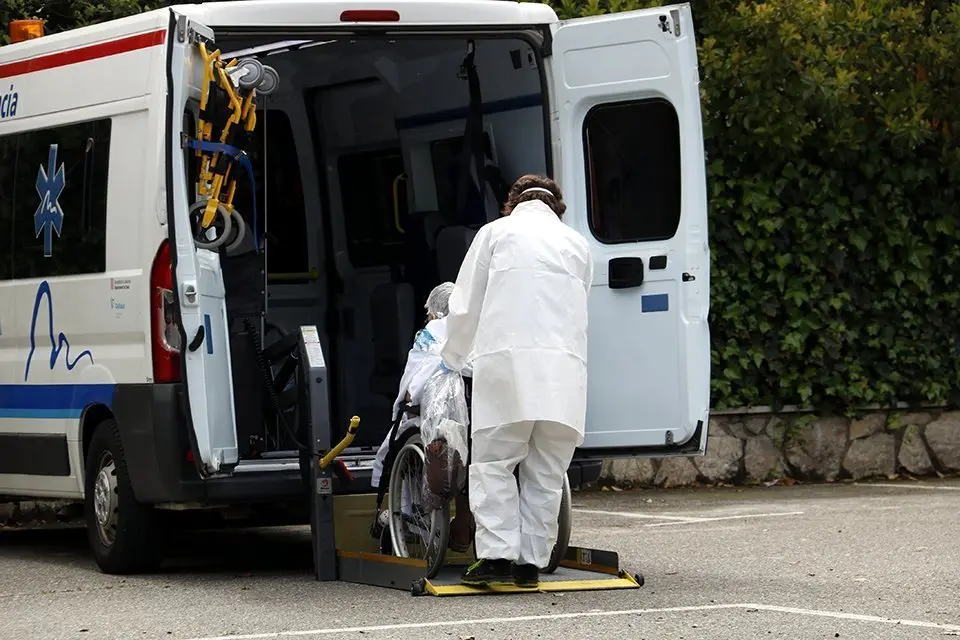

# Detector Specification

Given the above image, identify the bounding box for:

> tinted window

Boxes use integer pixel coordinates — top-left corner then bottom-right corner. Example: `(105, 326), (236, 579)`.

(584, 99), (681, 243)
(0, 135), (13, 280)
(337, 147), (407, 268)
(229, 110), (308, 276)
(7, 119), (111, 279)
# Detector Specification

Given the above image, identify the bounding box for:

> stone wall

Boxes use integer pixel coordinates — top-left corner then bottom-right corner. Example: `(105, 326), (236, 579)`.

(601, 410), (960, 488)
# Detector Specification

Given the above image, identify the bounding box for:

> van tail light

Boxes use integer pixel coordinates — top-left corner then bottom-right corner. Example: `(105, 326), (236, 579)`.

(340, 9), (400, 21)
(151, 240), (182, 383)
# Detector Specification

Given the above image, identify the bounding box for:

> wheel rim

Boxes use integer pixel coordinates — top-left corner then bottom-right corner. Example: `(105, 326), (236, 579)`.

(389, 441), (444, 566)
(93, 452), (119, 547)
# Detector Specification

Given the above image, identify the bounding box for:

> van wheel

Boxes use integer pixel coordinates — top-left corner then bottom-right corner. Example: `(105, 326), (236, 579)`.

(85, 419), (163, 574)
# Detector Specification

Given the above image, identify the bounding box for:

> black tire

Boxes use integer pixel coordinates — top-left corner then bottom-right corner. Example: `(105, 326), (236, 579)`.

(84, 419), (163, 574)
(544, 474), (572, 574)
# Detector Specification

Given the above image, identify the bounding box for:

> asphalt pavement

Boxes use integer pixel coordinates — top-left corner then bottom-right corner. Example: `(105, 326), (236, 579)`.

(1, 479), (959, 639)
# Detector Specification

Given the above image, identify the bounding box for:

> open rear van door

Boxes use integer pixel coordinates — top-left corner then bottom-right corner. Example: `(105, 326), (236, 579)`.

(549, 4), (711, 458)
(166, 12), (239, 475)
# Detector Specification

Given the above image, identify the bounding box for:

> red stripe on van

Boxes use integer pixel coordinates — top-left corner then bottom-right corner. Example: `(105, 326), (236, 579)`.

(0, 29), (167, 79)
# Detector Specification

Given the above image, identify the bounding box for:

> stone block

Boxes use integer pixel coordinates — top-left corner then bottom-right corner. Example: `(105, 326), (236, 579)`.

(843, 432), (895, 480)
(654, 457), (700, 488)
(695, 433), (742, 482)
(898, 424), (933, 475)
(745, 435), (784, 481)
(850, 414), (886, 440)
(784, 416), (848, 480)
(924, 412), (960, 471)
(603, 458), (656, 487)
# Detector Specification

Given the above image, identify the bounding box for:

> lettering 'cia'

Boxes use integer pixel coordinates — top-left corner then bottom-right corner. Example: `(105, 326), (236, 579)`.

(0, 85), (19, 119)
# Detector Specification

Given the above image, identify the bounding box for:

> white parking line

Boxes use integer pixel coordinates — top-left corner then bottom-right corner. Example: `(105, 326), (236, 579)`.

(573, 508), (803, 527)
(857, 483), (960, 491)
(572, 508), (705, 522)
(182, 603), (960, 640)
(643, 511), (804, 528)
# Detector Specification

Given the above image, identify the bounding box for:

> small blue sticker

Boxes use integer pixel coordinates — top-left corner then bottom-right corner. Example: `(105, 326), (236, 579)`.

(203, 314), (213, 355)
(34, 144), (66, 258)
(641, 294), (669, 313)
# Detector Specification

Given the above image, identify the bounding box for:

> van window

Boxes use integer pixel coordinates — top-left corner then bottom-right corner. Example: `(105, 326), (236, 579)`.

(584, 99), (681, 243)
(0, 135), (14, 280)
(7, 119), (111, 279)
(337, 147), (407, 268)
(230, 110), (308, 276)
(431, 132), (493, 222)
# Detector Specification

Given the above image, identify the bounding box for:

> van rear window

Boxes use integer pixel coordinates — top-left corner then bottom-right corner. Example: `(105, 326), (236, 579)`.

(0, 119), (111, 280)
(583, 99), (682, 244)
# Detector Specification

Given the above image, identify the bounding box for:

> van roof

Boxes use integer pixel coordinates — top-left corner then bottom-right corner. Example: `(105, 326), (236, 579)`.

(1, 0), (558, 66)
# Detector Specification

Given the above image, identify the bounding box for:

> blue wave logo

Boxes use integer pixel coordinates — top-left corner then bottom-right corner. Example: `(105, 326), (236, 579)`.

(24, 280), (94, 382)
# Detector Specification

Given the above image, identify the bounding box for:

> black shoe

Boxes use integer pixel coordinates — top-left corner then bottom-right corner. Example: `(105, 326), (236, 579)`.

(512, 563), (539, 589)
(461, 559), (512, 587)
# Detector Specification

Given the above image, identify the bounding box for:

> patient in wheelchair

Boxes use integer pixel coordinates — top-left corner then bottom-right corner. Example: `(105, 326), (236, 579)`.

(371, 282), (474, 552)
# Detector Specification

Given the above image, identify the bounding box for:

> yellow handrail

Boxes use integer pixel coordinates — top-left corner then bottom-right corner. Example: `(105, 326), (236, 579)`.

(267, 270), (321, 283)
(319, 416), (361, 469)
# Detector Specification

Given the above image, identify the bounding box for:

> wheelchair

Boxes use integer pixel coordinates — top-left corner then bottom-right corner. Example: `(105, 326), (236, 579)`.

(375, 378), (573, 579)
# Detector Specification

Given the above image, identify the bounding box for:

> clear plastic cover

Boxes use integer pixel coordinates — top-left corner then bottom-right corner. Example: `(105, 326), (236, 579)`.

(419, 369), (470, 509)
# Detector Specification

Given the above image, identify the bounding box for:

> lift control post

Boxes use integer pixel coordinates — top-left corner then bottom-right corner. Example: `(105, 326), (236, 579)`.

(299, 325), (337, 581)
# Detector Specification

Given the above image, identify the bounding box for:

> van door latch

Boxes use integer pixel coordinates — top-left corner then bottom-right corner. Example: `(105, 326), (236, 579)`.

(182, 283), (198, 306)
(682, 272), (696, 282)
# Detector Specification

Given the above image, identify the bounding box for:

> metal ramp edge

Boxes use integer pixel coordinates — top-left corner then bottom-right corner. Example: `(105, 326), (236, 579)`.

(336, 546), (645, 596)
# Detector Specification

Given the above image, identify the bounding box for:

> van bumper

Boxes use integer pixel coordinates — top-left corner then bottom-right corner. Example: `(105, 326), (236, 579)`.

(111, 383), (309, 505)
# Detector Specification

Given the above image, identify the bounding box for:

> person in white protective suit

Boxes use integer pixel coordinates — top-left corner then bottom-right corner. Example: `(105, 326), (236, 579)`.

(441, 174), (593, 589)
(369, 282), (474, 551)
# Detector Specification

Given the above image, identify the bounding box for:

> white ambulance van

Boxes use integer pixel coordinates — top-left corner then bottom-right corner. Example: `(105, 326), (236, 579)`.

(0, 0), (710, 573)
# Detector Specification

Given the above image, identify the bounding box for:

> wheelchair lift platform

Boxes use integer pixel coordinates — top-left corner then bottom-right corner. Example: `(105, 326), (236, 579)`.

(298, 326), (644, 597)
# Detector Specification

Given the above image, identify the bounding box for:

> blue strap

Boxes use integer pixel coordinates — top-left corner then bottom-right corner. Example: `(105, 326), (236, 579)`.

(186, 139), (259, 254)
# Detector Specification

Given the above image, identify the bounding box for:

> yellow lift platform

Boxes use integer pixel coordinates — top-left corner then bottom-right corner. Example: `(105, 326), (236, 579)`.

(297, 326), (644, 596)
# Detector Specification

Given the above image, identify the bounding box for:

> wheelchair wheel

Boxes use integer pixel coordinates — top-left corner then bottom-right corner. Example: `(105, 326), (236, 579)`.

(544, 473), (572, 574)
(387, 431), (450, 579)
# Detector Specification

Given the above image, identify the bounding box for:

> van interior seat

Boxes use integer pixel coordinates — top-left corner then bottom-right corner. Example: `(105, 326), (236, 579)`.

(436, 224), (479, 283)
(369, 281), (416, 400)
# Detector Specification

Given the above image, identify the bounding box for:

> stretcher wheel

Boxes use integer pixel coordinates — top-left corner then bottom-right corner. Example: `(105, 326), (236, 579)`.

(635, 573), (645, 587)
(189, 200), (232, 251)
(236, 58), (265, 90)
(224, 210), (247, 254)
(258, 65), (280, 96)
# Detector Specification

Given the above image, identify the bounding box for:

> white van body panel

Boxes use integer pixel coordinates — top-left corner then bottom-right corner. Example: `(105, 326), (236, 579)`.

(0, 12), (170, 496)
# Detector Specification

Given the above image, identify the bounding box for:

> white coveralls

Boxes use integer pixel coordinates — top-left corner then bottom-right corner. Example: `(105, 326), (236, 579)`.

(441, 199), (593, 569)
(370, 318), (448, 489)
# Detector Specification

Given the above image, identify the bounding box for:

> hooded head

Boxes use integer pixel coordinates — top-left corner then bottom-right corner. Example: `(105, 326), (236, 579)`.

(425, 281), (455, 321)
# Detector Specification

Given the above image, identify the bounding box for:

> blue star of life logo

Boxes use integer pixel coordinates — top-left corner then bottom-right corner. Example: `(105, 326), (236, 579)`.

(34, 144), (65, 258)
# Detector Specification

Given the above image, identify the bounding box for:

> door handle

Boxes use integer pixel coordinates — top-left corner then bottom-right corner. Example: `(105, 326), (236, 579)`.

(608, 257), (644, 289)
(682, 272), (696, 282)
(188, 325), (205, 352)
